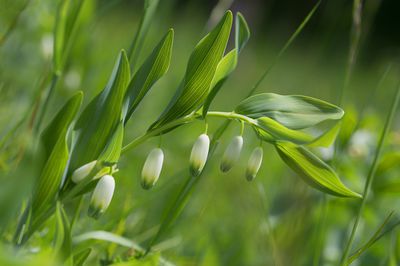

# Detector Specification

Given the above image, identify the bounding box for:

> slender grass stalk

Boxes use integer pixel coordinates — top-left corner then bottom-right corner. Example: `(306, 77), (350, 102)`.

(140, 3), (322, 256)
(246, 0), (321, 97)
(340, 83), (400, 265)
(337, 0), (363, 105)
(33, 72), (60, 134)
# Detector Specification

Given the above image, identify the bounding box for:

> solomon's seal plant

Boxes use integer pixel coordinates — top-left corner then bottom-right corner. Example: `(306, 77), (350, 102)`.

(7, 2), (364, 264)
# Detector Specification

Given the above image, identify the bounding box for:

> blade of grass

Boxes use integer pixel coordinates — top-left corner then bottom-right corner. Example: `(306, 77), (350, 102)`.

(337, 0), (363, 105)
(340, 82), (400, 265)
(348, 211), (400, 264)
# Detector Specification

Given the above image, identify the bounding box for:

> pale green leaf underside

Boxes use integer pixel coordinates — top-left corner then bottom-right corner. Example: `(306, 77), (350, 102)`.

(236, 93), (344, 129)
(275, 141), (361, 198)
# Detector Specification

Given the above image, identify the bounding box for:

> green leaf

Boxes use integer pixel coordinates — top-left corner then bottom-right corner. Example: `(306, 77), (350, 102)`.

(70, 50), (130, 171)
(275, 141), (361, 198)
(98, 121), (124, 165)
(202, 49), (237, 117)
(54, 0), (84, 73)
(149, 11), (233, 130)
(308, 122), (341, 148)
(235, 93), (344, 129)
(54, 202), (72, 264)
(202, 12), (250, 117)
(255, 116), (314, 144)
(235, 12), (250, 54)
(32, 134), (69, 216)
(32, 94), (82, 215)
(128, 0), (160, 70)
(73, 248), (91, 266)
(41, 91), (83, 156)
(124, 29), (174, 122)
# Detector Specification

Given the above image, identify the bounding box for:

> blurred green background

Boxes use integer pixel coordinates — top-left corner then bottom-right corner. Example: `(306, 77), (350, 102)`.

(1, 0), (400, 265)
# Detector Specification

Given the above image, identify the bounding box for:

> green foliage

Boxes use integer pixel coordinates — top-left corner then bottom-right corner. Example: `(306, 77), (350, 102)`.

(124, 29), (174, 122)
(70, 50), (130, 171)
(235, 93), (344, 129)
(32, 93), (82, 216)
(150, 11), (233, 130)
(275, 141), (361, 198)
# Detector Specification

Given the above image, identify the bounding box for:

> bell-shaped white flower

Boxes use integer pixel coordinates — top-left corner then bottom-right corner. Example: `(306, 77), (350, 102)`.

(88, 175), (115, 219)
(220, 136), (243, 173)
(141, 148), (164, 189)
(246, 147), (263, 181)
(190, 134), (210, 176)
(71, 160), (97, 183)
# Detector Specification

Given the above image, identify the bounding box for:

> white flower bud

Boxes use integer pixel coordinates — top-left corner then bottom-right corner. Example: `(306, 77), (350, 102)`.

(141, 148), (164, 189)
(88, 175), (115, 219)
(190, 134), (210, 176)
(246, 147), (263, 181)
(220, 136), (243, 173)
(71, 160), (97, 183)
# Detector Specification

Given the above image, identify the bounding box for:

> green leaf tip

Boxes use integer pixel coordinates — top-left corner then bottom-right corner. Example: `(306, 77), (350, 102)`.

(275, 141), (362, 199)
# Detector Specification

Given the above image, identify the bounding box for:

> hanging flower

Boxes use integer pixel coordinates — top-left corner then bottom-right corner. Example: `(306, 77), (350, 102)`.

(88, 175), (115, 219)
(190, 134), (210, 176)
(220, 136), (243, 173)
(246, 147), (263, 181)
(141, 148), (164, 189)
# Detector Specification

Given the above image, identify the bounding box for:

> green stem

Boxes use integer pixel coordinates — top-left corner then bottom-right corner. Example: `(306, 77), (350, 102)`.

(122, 111), (253, 154)
(340, 83), (400, 265)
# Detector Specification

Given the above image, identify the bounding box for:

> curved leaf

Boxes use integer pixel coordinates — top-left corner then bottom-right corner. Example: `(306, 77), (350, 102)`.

(32, 93), (82, 215)
(255, 116), (314, 144)
(41, 91), (83, 156)
(149, 11), (232, 130)
(202, 12), (250, 117)
(236, 93), (344, 129)
(275, 141), (361, 198)
(71, 50), (130, 170)
(235, 12), (250, 53)
(124, 29), (174, 122)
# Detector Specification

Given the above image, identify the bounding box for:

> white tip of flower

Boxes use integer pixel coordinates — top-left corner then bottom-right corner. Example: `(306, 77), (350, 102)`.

(88, 175), (115, 219)
(190, 134), (210, 176)
(246, 147), (263, 181)
(220, 136), (243, 173)
(141, 148), (164, 190)
(71, 160), (97, 183)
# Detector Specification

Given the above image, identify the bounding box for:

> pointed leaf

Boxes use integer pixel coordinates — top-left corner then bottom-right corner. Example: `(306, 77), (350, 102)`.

(202, 12), (250, 116)
(275, 141), (361, 198)
(150, 11), (232, 130)
(71, 50), (130, 170)
(41, 91), (83, 156)
(54, 0), (84, 73)
(32, 132), (69, 215)
(124, 29), (174, 122)
(235, 12), (250, 53)
(235, 93), (344, 129)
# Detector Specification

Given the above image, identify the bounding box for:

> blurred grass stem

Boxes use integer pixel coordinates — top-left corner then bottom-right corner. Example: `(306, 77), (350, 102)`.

(340, 83), (400, 265)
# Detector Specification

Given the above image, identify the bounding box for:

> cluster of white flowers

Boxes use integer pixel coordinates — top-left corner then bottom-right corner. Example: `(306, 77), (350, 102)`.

(70, 133), (265, 219)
